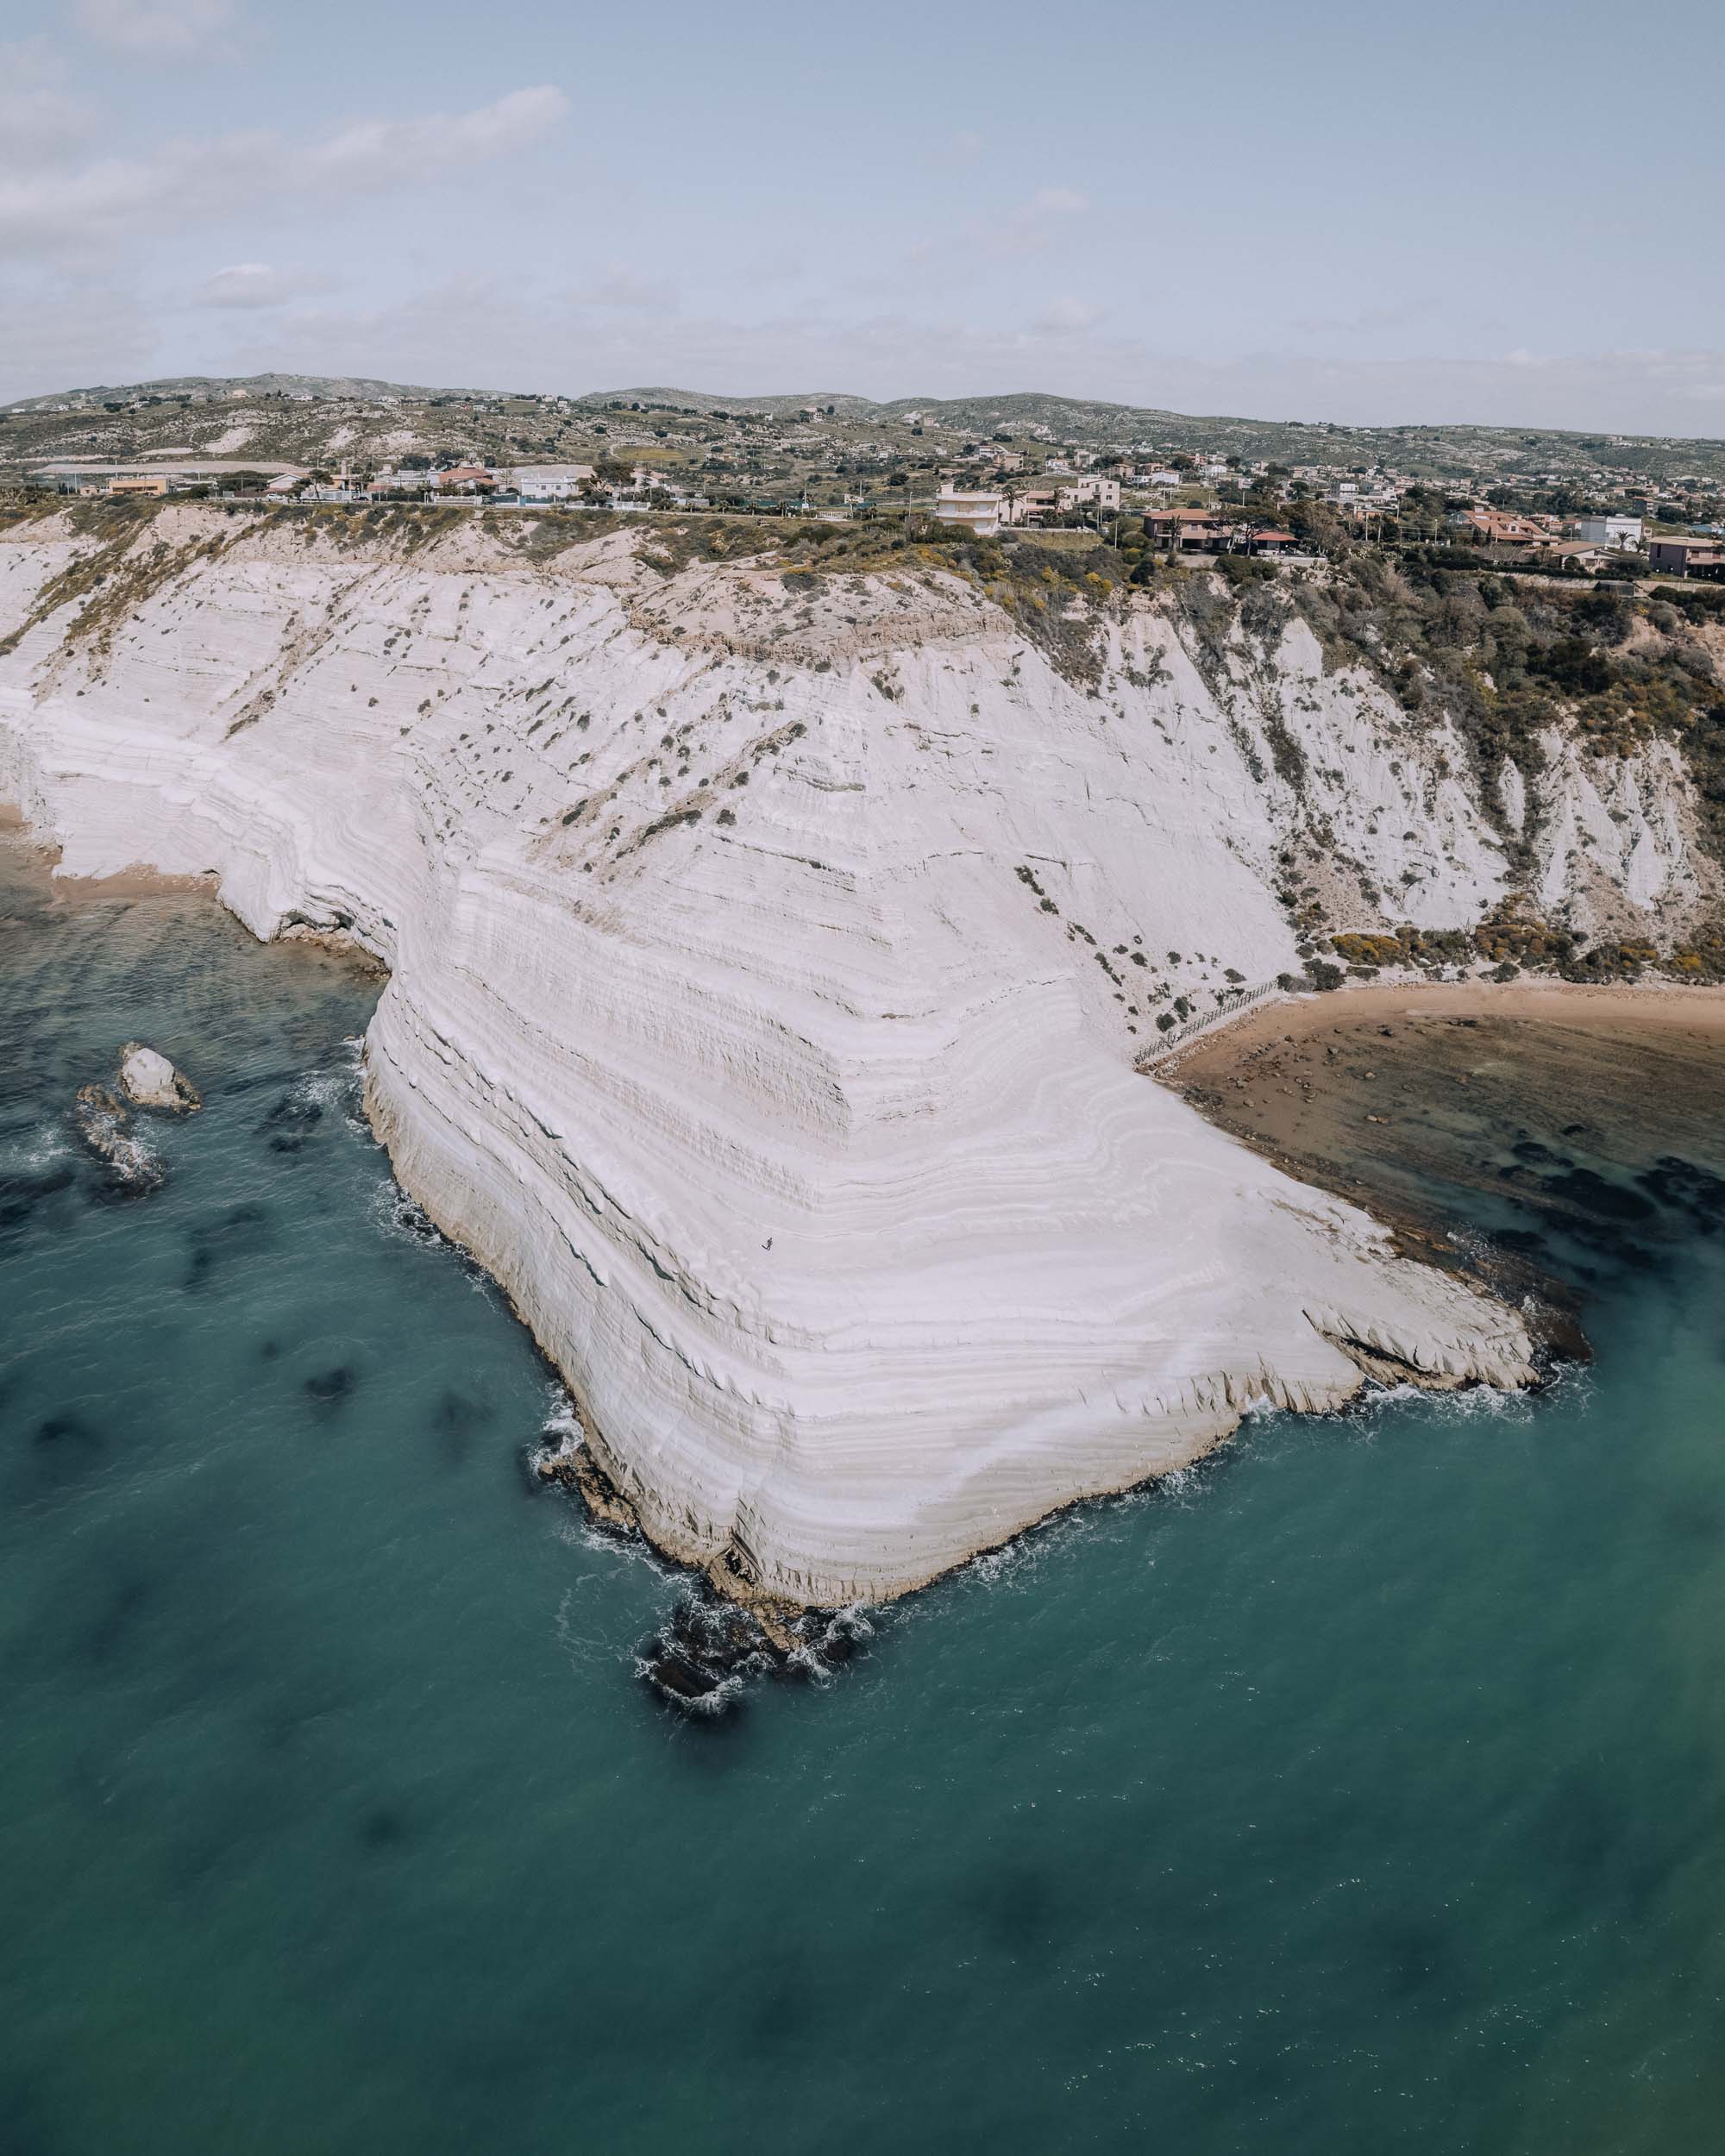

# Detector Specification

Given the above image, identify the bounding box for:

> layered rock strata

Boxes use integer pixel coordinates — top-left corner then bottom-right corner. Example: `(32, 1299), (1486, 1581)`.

(5, 511), (1706, 1601)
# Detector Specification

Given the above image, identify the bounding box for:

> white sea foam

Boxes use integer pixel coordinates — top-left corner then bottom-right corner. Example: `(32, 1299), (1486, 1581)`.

(365, 1179), (436, 1245)
(0, 1125), (72, 1173)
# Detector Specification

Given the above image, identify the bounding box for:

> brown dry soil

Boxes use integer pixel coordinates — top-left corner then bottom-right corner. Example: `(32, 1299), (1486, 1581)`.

(1162, 983), (1725, 1348)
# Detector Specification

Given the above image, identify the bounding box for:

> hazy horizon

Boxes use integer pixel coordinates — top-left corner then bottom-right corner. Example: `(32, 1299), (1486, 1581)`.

(15, 371), (1725, 452)
(3, 0), (1722, 435)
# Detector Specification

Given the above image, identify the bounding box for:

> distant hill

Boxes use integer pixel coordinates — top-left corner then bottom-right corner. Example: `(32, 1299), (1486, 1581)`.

(4, 373), (1722, 489)
(574, 385), (1725, 480)
(0, 373), (486, 412)
(572, 387), (881, 420)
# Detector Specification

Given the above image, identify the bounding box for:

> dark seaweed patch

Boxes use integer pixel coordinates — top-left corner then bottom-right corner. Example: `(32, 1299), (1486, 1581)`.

(1540, 1169), (1659, 1224)
(0, 1161), (75, 1236)
(431, 1388), (491, 1467)
(256, 1092), (325, 1155)
(303, 1365), (356, 1410)
(358, 1807), (411, 1852)
(958, 1860), (1071, 1966)
(183, 1200), (272, 1289)
(1637, 1156), (1725, 1228)
(1558, 1216), (1658, 1269)
(22, 1407), (106, 1489)
(34, 1410), (99, 1451)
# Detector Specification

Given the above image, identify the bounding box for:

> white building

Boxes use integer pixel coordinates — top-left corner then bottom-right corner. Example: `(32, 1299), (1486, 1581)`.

(1056, 476), (1121, 513)
(1576, 514), (1643, 549)
(511, 464), (597, 501)
(933, 482), (1004, 536)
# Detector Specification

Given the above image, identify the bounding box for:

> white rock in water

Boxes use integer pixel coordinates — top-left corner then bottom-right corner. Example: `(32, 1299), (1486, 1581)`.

(119, 1042), (199, 1111)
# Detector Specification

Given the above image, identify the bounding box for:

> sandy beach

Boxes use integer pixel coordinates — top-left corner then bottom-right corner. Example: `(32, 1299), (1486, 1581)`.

(1166, 978), (1725, 1071)
(1162, 977), (1725, 1332)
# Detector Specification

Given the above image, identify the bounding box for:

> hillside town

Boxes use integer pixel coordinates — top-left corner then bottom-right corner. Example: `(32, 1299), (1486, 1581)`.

(4, 375), (1724, 580)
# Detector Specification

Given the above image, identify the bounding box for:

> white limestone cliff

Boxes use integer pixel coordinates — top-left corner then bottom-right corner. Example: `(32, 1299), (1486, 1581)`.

(1, 508), (1710, 1603)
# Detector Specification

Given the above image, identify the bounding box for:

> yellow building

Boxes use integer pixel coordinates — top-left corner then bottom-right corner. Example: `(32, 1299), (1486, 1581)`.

(106, 475), (170, 498)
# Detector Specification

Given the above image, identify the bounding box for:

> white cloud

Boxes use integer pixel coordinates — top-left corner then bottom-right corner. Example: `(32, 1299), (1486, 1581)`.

(193, 261), (334, 309)
(1029, 186), (1088, 216)
(0, 85), (572, 260)
(1032, 297), (1101, 335)
(976, 187), (1094, 259)
(569, 270), (680, 313)
(1289, 302), (1427, 336)
(74, 0), (240, 58)
(0, 42), (97, 168)
(303, 85), (570, 191)
(0, 281), (160, 400)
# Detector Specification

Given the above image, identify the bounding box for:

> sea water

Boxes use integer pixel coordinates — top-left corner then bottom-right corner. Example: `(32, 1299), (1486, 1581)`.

(3, 832), (1724, 2156)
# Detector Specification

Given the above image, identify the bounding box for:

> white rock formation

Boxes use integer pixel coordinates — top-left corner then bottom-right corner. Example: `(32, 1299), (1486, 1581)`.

(0, 510), (1710, 1602)
(119, 1041), (200, 1111)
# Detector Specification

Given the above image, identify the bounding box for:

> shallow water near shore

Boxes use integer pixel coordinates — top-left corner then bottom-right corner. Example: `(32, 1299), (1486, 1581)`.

(4, 829), (1725, 2156)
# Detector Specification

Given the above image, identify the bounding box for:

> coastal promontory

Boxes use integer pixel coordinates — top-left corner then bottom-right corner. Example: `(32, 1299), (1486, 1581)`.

(4, 501), (1717, 1601)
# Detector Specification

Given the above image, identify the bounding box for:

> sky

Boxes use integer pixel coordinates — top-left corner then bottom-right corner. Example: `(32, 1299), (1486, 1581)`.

(3, 0), (1722, 434)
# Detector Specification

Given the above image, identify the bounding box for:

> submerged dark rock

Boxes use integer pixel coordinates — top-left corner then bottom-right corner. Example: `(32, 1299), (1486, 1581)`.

(1541, 1168), (1659, 1225)
(72, 1085), (165, 1195)
(257, 1092), (324, 1154)
(0, 1160), (75, 1234)
(636, 1590), (872, 1718)
(304, 1365), (357, 1409)
(358, 1808), (410, 1852)
(536, 1436), (872, 1714)
(184, 1201), (273, 1289)
(1638, 1156), (1725, 1228)
(34, 1409), (99, 1451)
(536, 1437), (640, 1532)
(431, 1388), (491, 1467)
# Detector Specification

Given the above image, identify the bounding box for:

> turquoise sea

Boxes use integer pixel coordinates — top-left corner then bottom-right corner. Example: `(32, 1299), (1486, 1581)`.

(3, 828), (1724, 2156)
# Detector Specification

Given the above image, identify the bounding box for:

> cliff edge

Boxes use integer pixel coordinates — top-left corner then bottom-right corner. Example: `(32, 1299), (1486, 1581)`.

(8, 505), (1704, 1601)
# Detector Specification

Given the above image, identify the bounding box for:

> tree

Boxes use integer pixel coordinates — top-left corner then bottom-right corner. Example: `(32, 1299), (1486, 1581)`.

(1284, 498), (1345, 554)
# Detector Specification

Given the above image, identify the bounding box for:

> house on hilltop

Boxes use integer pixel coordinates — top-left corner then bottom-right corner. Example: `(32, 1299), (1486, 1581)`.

(933, 482), (1004, 536)
(1648, 536), (1725, 579)
(1451, 508), (1548, 546)
(1576, 514), (1643, 549)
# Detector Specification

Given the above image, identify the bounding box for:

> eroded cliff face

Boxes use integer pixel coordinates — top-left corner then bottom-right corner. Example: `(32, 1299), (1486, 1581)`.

(2, 505), (1710, 1603)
